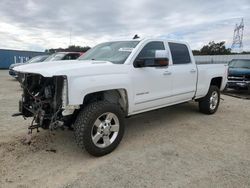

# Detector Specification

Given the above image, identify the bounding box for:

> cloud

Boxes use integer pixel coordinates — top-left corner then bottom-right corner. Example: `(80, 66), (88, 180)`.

(0, 0), (249, 51)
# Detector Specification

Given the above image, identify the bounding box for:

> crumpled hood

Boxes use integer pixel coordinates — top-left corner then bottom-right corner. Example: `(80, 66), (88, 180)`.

(10, 62), (25, 69)
(13, 60), (127, 77)
(228, 67), (250, 76)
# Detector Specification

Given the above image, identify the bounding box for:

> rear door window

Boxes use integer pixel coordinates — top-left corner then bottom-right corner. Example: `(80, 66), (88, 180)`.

(169, 43), (191, 64)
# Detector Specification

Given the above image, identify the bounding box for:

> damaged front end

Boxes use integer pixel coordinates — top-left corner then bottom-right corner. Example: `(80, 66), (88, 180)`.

(16, 73), (74, 132)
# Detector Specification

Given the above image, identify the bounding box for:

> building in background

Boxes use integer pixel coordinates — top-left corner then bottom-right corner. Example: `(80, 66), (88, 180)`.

(0, 49), (47, 69)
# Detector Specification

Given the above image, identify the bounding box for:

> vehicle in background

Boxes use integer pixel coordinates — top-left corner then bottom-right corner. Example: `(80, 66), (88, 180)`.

(13, 39), (228, 156)
(43, 52), (83, 62)
(9, 55), (49, 77)
(9, 52), (83, 78)
(227, 59), (250, 93)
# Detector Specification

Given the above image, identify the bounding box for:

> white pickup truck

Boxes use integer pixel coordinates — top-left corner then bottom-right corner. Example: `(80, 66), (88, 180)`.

(14, 38), (228, 156)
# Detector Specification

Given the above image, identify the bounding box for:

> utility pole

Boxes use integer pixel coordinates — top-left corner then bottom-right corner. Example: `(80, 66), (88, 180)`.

(231, 18), (244, 53)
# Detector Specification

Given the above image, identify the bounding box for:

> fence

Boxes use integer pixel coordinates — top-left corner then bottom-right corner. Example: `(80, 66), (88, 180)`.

(194, 54), (250, 64)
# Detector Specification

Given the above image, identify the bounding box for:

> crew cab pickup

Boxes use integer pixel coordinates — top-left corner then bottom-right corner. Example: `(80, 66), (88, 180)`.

(13, 39), (228, 156)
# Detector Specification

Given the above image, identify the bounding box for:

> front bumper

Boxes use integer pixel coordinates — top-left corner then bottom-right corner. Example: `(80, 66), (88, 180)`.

(227, 80), (250, 88)
(9, 69), (17, 77)
(227, 75), (250, 89)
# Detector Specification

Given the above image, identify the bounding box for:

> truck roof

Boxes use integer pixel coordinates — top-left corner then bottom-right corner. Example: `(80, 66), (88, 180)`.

(107, 38), (189, 45)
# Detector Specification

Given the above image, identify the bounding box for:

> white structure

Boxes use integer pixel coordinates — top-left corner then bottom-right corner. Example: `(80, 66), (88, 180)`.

(231, 18), (244, 53)
(194, 54), (250, 64)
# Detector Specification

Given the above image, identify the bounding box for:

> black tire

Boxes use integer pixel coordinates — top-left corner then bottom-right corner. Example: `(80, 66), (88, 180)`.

(199, 86), (220, 114)
(74, 100), (125, 156)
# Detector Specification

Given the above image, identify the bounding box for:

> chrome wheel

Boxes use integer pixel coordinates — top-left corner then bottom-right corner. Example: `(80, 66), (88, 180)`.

(91, 112), (119, 148)
(209, 91), (218, 110)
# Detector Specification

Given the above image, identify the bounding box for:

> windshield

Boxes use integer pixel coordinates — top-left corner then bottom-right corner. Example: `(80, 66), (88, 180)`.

(229, 59), (250, 69)
(26, 55), (48, 63)
(44, 53), (65, 61)
(78, 41), (140, 64)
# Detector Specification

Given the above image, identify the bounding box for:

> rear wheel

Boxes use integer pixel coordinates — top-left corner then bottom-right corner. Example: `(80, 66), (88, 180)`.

(74, 101), (125, 156)
(199, 86), (220, 114)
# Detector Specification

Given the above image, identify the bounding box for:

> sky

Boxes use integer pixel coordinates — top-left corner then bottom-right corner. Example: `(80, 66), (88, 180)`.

(0, 0), (249, 52)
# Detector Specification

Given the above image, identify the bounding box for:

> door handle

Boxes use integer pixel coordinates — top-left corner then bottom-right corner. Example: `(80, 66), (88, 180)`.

(190, 69), (196, 73)
(163, 71), (172, 76)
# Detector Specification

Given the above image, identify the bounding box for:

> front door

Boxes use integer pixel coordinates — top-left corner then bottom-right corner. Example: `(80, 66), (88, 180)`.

(131, 41), (173, 113)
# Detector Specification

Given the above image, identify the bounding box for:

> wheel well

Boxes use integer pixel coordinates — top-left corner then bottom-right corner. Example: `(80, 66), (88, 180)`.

(82, 89), (128, 114)
(210, 77), (222, 89)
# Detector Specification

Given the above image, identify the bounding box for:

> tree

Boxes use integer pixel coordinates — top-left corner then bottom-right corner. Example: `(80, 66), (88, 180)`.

(192, 50), (201, 55)
(193, 41), (250, 55)
(241, 51), (250, 54)
(66, 45), (91, 52)
(198, 41), (231, 55)
(45, 45), (91, 54)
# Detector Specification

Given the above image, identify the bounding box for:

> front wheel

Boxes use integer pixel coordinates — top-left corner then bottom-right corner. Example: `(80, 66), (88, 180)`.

(74, 101), (125, 156)
(199, 86), (220, 114)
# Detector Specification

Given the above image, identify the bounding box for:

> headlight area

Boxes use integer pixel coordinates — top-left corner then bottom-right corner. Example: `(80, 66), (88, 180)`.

(17, 74), (73, 131)
(61, 78), (80, 116)
(62, 77), (68, 108)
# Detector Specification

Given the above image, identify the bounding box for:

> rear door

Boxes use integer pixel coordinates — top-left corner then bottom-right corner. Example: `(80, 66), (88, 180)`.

(168, 42), (197, 101)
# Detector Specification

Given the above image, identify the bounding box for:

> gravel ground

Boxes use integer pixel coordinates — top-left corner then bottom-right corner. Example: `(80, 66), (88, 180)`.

(0, 70), (250, 188)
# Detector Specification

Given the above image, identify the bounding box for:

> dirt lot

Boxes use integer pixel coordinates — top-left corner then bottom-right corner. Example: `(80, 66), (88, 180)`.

(0, 70), (250, 188)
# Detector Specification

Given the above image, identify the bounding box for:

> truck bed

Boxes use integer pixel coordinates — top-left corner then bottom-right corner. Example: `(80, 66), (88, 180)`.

(195, 64), (228, 99)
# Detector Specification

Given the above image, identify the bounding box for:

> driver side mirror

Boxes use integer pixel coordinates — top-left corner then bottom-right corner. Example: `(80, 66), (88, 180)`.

(134, 50), (169, 68)
(154, 50), (169, 66)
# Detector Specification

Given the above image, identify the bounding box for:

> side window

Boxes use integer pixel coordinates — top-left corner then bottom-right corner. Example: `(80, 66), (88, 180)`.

(169, 43), (191, 64)
(64, 54), (80, 60)
(76, 53), (82, 59)
(71, 53), (81, 59)
(63, 54), (71, 60)
(136, 41), (165, 66)
(137, 41), (165, 59)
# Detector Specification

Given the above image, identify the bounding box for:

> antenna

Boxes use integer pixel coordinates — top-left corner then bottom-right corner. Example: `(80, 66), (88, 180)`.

(133, 34), (140, 39)
(69, 28), (72, 46)
(231, 18), (244, 53)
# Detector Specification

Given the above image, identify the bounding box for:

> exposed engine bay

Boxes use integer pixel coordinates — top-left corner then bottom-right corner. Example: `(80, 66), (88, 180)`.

(16, 73), (68, 132)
